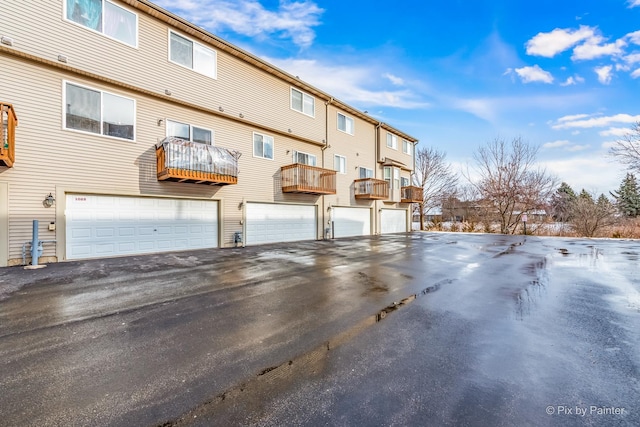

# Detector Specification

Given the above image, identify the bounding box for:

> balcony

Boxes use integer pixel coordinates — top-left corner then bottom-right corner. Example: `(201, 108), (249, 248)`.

(156, 137), (239, 185)
(0, 103), (17, 168)
(401, 186), (424, 203)
(354, 178), (389, 200)
(281, 163), (336, 195)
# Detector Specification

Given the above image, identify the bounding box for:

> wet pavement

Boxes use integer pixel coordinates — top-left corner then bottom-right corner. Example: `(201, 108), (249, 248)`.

(0, 233), (639, 426)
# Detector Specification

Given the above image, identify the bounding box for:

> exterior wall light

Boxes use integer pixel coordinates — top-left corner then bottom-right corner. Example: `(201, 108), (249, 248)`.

(43, 193), (55, 208)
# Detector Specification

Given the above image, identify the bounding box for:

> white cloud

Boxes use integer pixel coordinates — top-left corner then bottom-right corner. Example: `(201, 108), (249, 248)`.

(594, 65), (613, 84)
(601, 141), (618, 149)
(154, 0), (324, 48)
(552, 113), (640, 129)
(384, 73), (405, 86)
(526, 26), (595, 57)
(626, 30), (640, 44)
(572, 36), (626, 60)
(266, 57), (428, 109)
(560, 75), (585, 86)
(623, 53), (640, 64)
(629, 0), (640, 8)
(515, 65), (554, 83)
(557, 113), (591, 123)
(543, 140), (570, 148)
(571, 130), (581, 135)
(541, 156), (621, 193)
(632, 68), (640, 78)
(566, 144), (590, 152)
(600, 127), (633, 137)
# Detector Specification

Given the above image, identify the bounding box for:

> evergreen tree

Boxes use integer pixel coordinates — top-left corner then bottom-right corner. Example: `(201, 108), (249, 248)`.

(578, 189), (594, 204)
(597, 194), (614, 211)
(550, 182), (577, 221)
(611, 173), (640, 217)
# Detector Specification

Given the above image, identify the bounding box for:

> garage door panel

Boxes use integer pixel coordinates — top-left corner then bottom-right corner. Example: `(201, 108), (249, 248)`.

(66, 195), (218, 260)
(381, 209), (407, 234)
(246, 203), (316, 245)
(333, 207), (371, 238)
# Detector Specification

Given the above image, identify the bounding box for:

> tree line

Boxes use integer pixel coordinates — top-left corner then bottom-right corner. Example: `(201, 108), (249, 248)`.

(413, 121), (640, 237)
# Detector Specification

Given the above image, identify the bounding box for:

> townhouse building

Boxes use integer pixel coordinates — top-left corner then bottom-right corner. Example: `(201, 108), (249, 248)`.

(0, 0), (421, 267)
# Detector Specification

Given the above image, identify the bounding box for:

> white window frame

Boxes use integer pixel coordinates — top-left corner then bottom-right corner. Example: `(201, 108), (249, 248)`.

(63, 80), (136, 141)
(394, 168), (400, 190)
(403, 139), (412, 155)
(293, 150), (317, 166)
(386, 133), (398, 150)
(359, 167), (373, 179)
(168, 30), (217, 79)
(166, 119), (213, 145)
(290, 88), (315, 117)
(383, 166), (392, 186)
(64, 0), (138, 48)
(253, 132), (274, 160)
(401, 177), (410, 188)
(334, 155), (347, 174)
(337, 112), (354, 135)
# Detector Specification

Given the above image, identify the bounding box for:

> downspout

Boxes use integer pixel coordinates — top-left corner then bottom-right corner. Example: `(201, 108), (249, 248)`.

(375, 122), (383, 234)
(322, 97), (334, 239)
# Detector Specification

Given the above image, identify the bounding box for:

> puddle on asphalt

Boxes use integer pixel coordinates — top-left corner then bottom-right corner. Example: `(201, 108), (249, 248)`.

(513, 258), (549, 320)
(357, 272), (389, 295)
(621, 251), (639, 261)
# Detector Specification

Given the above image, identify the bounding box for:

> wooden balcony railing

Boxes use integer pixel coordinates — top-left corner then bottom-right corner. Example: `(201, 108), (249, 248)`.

(401, 186), (424, 203)
(354, 178), (389, 200)
(156, 138), (239, 185)
(0, 103), (17, 168)
(281, 163), (336, 195)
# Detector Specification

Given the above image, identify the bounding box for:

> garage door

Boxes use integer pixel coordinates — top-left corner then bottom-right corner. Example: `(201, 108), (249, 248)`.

(66, 195), (218, 260)
(332, 207), (371, 238)
(246, 203), (316, 245)
(381, 209), (407, 233)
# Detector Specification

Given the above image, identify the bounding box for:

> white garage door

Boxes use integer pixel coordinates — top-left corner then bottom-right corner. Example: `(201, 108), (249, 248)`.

(332, 207), (371, 238)
(381, 209), (407, 234)
(66, 194), (218, 260)
(246, 203), (316, 245)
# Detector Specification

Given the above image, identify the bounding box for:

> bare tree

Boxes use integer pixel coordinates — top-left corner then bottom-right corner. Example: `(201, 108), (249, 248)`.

(610, 122), (640, 173)
(414, 147), (458, 230)
(569, 191), (616, 237)
(467, 137), (556, 234)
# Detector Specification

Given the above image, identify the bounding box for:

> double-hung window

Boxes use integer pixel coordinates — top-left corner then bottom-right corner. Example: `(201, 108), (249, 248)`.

(166, 120), (212, 145)
(169, 31), (217, 78)
(383, 166), (400, 190)
(293, 150), (316, 166)
(386, 133), (398, 150)
(337, 113), (354, 135)
(383, 166), (392, 186)
(253, 132), (274, 159)
(64, 81), (135, 140)
(359, 167), (373, 179)
(65, 0), (138, 47)
(334, 155), (346, 174)
(291, 88), (315, 117)
(402, 139), (412, 155)
(401, 177), (410, 187)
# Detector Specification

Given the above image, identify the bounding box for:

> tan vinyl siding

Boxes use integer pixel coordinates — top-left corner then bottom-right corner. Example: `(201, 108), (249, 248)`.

(0, 182), (8, 266)
(0, 1), (325, 143)
(324, 105), (376, 207)
(0, 54), (330, 262)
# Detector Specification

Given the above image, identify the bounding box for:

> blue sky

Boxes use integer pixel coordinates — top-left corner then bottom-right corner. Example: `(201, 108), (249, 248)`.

(155, 0), (640, 194)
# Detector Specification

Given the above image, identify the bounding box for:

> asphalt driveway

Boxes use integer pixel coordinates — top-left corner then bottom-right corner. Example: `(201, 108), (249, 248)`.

(0, 233), (639, 426)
